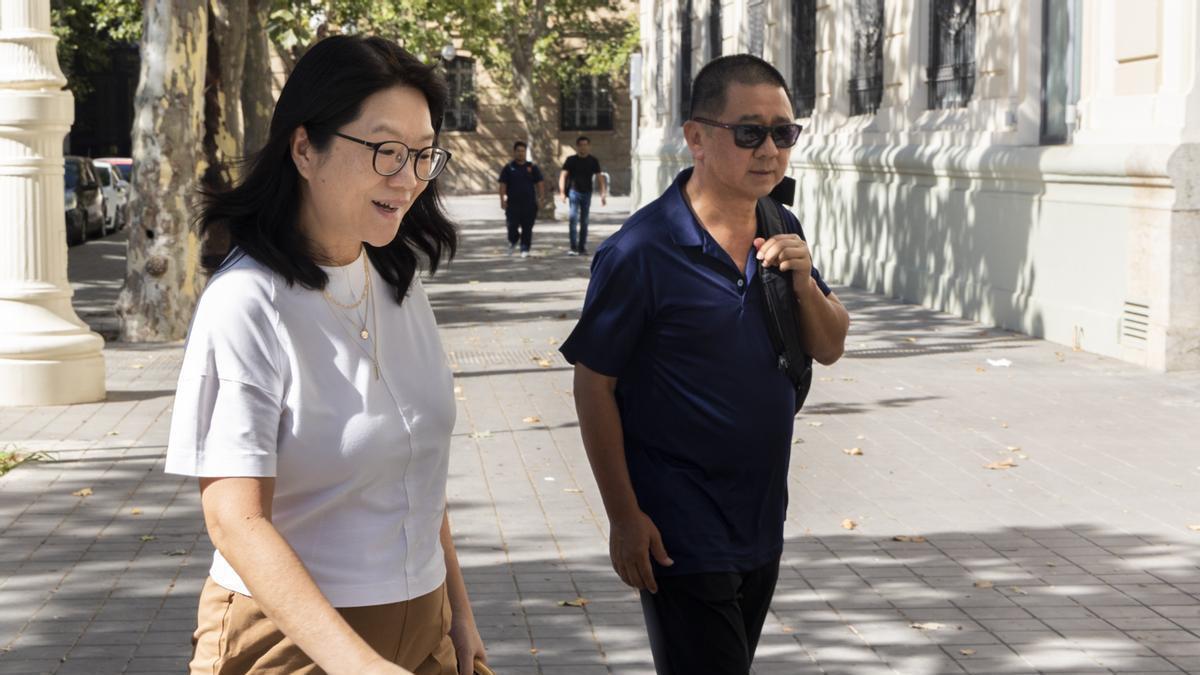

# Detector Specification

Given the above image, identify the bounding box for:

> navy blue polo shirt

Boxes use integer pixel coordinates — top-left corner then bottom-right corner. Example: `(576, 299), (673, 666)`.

(498, 161), (543, 212)
(560, 168), (831, 577)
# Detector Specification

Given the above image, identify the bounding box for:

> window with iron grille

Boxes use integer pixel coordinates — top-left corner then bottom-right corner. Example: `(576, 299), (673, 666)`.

(561, 75), (614, 131)
(709, 0), (722, 58)
(656, 1), (666, 124)
(928, 0), (975, 109)
(680, 0), (694, 121)
(848, 0), (884, 116)
(747, 0), (766, 57)
(442, 57), (476, 132)
(791, 0), (816, 118)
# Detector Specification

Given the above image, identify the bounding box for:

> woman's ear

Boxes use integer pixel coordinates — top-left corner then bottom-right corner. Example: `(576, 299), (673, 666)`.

(290, 126), (315, 179)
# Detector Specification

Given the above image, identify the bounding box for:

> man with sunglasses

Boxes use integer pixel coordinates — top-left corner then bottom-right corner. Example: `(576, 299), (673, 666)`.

(561, 55), (849, 674)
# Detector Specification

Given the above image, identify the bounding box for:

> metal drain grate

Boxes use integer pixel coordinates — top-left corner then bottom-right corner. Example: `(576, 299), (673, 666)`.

(1120, 301), (1150, 346)
(447, 348), (565, 368)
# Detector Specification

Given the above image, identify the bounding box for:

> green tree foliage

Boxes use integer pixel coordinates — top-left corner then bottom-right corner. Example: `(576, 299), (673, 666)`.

(51, 0), (143, 101)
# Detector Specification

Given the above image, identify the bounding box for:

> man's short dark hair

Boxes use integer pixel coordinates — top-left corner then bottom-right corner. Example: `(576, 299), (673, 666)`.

(513, 141), (527, 151)
(576, 136), (591, 145)
(688, 54), (792, 121)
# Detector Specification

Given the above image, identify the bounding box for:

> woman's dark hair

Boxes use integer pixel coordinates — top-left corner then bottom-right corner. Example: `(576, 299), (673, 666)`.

(197, 35), (456, 303)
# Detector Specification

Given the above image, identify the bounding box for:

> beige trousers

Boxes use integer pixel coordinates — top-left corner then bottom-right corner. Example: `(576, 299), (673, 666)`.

(188, 577), (457, 675)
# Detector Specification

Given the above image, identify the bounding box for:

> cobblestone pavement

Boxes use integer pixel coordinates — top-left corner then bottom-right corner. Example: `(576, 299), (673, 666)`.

(2, 195), (1200, 674)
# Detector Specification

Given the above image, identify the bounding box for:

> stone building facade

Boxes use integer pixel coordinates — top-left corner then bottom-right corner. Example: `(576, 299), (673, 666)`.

(634, 0), (1200, 371)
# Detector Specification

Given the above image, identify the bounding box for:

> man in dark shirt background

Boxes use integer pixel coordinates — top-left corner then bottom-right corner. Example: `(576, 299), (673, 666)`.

(498, 140), (545, 258)
(560, 55), (850, 674)
(558, 136), (607, 256)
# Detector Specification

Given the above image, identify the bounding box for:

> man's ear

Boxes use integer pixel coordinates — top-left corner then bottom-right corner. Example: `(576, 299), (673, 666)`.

(290, 126), (316, 180)
(682, 120), (705, 162)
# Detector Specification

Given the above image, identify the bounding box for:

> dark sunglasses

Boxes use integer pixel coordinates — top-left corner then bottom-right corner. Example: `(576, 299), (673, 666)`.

(691, 117), (803, 149)
(334, 132), (452, 181)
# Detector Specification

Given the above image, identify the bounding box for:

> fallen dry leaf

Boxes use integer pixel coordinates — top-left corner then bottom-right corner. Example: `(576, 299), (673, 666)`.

(842, 447), (864, 456)
(522, 416), (542, 424)
(841, 518), (858, 530)
(164, 549), (187, 556)
(140, 535), (156, 542)
(856, 434), (866, 440)
(1000, 422), (1010, 429)
(556, 597), (589, 608)
(841, 377), (856, 382)
(904, 337), (918, 343)
(1054, 352), (1066, 362)
(976, 367), (987, 373)
(973, 580), (994, 589)
(807, 421), (823, 427)
(106, 431), (119, 436)
(131, 364), (144, 369)
(780, 625), (794, 634)
(960, 648), (976, 656)
(536, 359), (552, 368)
(1188, 525), (1200, 532)
(130, 508), (143, 516)
(469, 431), (493, 440)
(1008, 586), (1028, 595)
(818, 376), (834, 382)
(910, 622), (946, 631)
(468, 280), (480, 285)
(563, 488), (583, 494)
(1006, 446), (1021, 452)
(892, 535), (927, 543)
(71, 487), (93, 497)
(984, 458), (1018, 470)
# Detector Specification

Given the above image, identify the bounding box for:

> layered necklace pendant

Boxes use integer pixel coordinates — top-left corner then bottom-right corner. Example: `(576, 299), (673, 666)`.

(322, 251), (382, 381)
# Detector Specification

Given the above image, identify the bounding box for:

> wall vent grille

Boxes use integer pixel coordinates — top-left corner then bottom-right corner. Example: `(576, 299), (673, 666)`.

(1121, 301), (1150, 346)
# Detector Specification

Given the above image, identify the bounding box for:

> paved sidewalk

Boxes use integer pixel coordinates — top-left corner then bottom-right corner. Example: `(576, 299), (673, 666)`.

(2, 195), (1200, 674)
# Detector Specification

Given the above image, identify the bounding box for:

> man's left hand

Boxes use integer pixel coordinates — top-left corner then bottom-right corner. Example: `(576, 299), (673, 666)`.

(754, 234), (813, 298)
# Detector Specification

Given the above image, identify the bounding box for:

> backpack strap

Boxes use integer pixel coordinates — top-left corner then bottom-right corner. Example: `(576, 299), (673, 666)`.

(755, 197), (814, 413)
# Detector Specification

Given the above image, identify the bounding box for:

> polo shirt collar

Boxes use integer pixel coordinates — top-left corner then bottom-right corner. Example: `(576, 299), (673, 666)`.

(662, 168), (705, 247)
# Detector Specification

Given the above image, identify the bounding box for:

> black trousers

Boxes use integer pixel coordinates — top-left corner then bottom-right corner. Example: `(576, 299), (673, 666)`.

(639, 558), (780, 675)
(505, 208), (535, 252)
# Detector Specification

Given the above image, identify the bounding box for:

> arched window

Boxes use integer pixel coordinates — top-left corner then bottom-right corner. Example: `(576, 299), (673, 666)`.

(928, 0), (976, 109)
(709, 0), (722, 58)
(680, 0), (694, 121)
(791, 0), (816, 118)
(747, 0), (766, 57)
(442, 57), (476, 131)
(848, 0), (884, 116)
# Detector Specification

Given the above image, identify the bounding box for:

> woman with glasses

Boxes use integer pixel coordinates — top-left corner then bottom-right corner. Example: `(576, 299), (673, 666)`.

(166, 36), (486, 675)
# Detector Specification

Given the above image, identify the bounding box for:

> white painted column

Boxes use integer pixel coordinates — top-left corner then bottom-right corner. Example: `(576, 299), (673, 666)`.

(0, 0), (105, 406)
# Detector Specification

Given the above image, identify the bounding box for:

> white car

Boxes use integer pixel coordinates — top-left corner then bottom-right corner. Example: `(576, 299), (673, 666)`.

(92, 160), (129, 232)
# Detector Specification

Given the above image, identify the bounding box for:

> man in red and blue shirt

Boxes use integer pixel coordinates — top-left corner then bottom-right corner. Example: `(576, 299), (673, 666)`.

(498, 140), (544, 258)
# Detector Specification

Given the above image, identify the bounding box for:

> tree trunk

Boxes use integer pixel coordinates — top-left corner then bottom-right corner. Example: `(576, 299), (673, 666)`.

(510, 42), (557, 219)
(116, 0), (209, 342)
(241, 0), (273, 157)
(201, 0), (247, 268)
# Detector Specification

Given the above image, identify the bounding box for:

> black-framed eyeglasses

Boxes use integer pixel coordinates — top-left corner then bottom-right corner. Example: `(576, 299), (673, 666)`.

(334, 132), (452, 181)
(691, 117), (803, 149)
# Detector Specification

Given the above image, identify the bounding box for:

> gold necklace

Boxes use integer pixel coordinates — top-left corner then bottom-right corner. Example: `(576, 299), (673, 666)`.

(322, 255), (382, 380)
(322, 253), (369, 310)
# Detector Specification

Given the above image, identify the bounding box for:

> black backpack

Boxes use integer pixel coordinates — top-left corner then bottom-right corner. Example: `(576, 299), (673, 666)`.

(755, 184), (813, 414)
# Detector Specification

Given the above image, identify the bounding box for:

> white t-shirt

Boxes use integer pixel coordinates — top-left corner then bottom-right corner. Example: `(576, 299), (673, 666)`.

(165, 248), (455, 607)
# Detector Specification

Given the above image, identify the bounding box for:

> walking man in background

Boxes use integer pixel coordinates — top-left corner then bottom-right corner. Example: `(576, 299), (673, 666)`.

(498, 140), (545, 258)
(558, 136), (606, 256)
(560, 55), (850, 674)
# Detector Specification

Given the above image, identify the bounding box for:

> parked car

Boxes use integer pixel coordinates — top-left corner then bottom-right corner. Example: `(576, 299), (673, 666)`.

(94, 157), (133, 183)
(64, 156), (107, 245)
(93, 160), (130, 231)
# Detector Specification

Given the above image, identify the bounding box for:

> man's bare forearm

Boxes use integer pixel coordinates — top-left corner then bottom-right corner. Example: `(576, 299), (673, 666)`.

(796, 281), (849, 365)
(573, 364), (640, 522)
